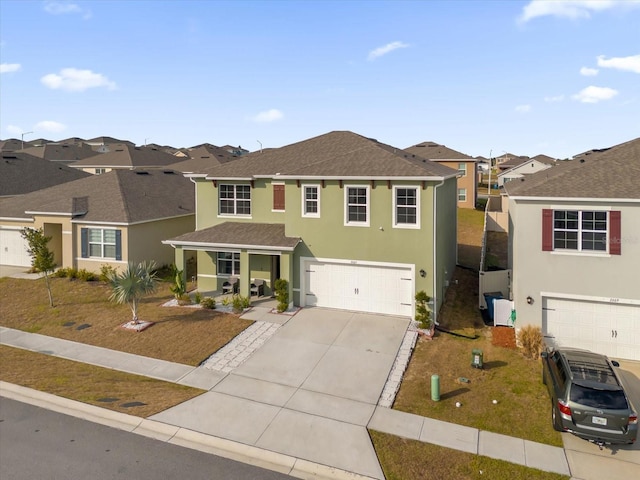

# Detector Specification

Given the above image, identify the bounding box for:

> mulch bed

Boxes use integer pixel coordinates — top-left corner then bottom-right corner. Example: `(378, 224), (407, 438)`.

(491, 326), (517, 349)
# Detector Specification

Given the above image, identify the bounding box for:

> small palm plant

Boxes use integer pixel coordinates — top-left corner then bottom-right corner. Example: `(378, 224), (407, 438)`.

(107, 261), (158, 324)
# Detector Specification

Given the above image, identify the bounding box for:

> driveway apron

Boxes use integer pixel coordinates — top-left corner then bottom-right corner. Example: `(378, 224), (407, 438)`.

(150, 308), (410, 479)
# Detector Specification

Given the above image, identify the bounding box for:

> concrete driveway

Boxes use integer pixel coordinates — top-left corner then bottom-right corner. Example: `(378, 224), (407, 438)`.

(151, 308), (410, 479)
(562, 359), (640, 480)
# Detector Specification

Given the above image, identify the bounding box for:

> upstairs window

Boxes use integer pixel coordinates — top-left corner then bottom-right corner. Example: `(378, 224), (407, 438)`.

(542, 209), (620, 255)
(302, 185), (320, 217)
(393, 186), (419, 228)
(219, 184), (251, 216)
(458, 162), (467, 176)
(345, 186), (369, 226)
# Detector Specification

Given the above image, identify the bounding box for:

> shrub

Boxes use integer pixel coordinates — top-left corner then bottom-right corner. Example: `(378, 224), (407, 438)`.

(274, 278), (289, 313)
(200, 297), (216, 309)
(176, 293), (192, 306)
(194, 291), (202, 304)
(99, 264), (117, 283)
(77, 268), (96, 281)
(54, 268), (69, 278)
(170, 269), (186, 299)
(519, 325), (544, 359)
(221, 296), (231, 307)
(66, 268), (79, 280)
(231, 294), (250, 313)
(415, 290), (432, 330)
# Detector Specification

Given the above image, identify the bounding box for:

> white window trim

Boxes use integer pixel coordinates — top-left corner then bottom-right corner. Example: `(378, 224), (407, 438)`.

(218, 184), (252, 218)
(392, 185), (420, 229)
(216, 251), (241, 276)
(344, 185), (370, 227)
(88, 227), (117, 259)
(272, 181), (285, 213)
(458, 188), (467, 202)
(458, 163), (467, 177)
(301, 184), (321, 218)
(552, 209), (609, 254)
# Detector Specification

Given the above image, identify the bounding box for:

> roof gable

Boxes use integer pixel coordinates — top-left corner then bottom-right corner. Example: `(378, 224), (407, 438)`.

(404, 141), (473, 160)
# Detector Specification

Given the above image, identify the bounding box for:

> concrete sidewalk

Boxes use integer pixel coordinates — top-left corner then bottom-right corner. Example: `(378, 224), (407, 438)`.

(0, 320), (578, 479)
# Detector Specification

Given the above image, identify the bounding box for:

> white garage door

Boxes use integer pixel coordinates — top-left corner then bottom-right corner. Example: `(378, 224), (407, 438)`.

(543, 297), (640, 361)
(303, 259), (413, 317)
(0, 228), (31, 267)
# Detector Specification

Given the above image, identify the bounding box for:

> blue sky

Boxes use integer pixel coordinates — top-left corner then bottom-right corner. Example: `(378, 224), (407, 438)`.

(1, 0), (639, 158)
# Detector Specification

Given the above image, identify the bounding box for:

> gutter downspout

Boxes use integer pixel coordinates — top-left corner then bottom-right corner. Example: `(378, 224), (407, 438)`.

(432, 178), (445, 326)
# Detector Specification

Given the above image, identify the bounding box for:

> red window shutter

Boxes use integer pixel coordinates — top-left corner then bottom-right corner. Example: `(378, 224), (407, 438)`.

(273, 184), (285, 210)
(542, 209), (553, 251)
(609, 210), (621, 255)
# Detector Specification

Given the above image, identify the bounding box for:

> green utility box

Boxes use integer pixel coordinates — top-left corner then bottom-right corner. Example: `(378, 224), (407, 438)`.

(471, 349), (483, 369)
(431, 374), (440, 401)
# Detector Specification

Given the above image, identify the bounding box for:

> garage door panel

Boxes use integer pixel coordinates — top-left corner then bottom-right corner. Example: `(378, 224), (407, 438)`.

(0, 229), (31, 267)
(543, 297), (640, 361)
(304, 260), (413, 317)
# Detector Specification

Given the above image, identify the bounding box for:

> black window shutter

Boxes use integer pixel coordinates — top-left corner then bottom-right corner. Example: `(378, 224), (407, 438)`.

(81, 228), (88, 258)
(115, 230), (122, 261)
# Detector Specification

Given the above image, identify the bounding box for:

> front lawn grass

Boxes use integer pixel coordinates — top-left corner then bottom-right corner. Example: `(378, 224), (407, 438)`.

(0, 345), (204, 418)
(0, 277), (252, 366)
(370, 431), (569, 480)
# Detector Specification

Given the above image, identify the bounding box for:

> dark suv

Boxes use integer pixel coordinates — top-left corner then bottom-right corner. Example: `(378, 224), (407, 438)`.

(541, 348), (637, 447)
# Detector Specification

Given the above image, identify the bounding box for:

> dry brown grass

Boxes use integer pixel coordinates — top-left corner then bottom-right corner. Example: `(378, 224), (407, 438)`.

(370, 431), (569, 480)
(457, 208), (485, 269)
(0, 345), (203, 418)
(0, 277), (252, 366)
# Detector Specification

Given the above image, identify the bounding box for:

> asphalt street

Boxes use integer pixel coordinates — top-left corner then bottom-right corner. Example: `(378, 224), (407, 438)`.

(0, 398), (293, 480)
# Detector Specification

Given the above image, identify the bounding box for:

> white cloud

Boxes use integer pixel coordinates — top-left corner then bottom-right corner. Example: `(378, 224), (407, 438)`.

(44, 1), (92, 19)
(515, 104), (532, 113)
(35, 120), (67, 133)
(580, 66), (599, 76)
(6, 125), (23, 136)
(368, 41), (410, 61)
(597, 54), (640, 74)
(0, 63), (21, 73)
(544, 95), (565, 102)
(251, 109), (284, 123)
(41, 68), (116, 92)
(518, 0), (640, 23)
(572, 85), (618, 103)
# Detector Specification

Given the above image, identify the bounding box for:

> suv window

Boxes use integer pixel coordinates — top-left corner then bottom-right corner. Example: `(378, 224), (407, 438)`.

(551, 352), (567, 388)
(570, 384), (628, 409)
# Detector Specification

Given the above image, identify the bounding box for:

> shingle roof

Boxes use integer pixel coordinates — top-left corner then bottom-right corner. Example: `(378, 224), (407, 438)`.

(0, 169), (195, 223)
(165, 222), (300, 251)
(169, 144), (240, 173)
(499, 156), (530, 168)
(70, 144), (181, 169)
(1, 152), (91, 196)
(19, 143), (100, 162)
(0, 139), (22, 151)
(197, 131), (457, 179)
(404, 141), (473, 160)
(532, 154), (557, 165)
(505, 137), (640, 199)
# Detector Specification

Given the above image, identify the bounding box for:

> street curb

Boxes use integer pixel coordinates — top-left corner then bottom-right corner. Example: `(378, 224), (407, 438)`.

(0, 382), (378, 480)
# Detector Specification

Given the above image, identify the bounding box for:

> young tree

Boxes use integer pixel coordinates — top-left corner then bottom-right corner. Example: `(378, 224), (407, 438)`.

(21, 227), (57, 307)
(107, 261), (158, 324)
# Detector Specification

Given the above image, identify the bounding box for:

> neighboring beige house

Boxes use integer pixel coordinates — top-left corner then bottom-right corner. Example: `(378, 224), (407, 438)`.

(0, 169), (195, 272)
(497, 158), (553, 187)
(405, 141), (477, 208)
(69, 144), (181, 174)
(505, 137), (640, 361)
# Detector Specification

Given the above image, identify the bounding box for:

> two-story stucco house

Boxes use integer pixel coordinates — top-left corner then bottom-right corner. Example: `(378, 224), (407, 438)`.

(164, 131), (458, 320)
(505, 137), (640, 361)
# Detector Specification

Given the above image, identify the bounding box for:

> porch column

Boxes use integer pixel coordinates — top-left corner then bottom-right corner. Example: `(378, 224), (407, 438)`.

(175, 246), (187, 284)
(281, 251), (294, 309)
(239, 250), (250, 297)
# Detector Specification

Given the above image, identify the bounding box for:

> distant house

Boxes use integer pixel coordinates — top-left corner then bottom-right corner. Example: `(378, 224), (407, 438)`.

(0, 169), (195, 271)
(497, 158), (553, 187)
(170, 144), (241, 173)
(69, 144), (182, 174)
(405, 141), (477, 208)
(0, 152), (90, 197)
(19, 142), (100, 164)
(504, 137), (640, 361)
(164, 131), (458, 319)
